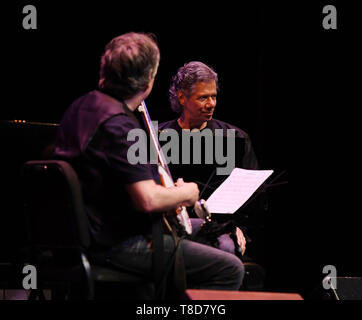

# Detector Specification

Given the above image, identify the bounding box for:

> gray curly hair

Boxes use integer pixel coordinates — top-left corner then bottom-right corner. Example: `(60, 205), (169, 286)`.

(169, 61), (218, 114)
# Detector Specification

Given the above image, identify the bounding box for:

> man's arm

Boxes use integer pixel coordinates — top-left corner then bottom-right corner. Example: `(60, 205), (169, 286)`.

(126, 179), (199, 214)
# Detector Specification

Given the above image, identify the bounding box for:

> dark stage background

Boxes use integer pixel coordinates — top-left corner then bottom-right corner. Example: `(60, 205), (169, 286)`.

(1, 1), (360, 297)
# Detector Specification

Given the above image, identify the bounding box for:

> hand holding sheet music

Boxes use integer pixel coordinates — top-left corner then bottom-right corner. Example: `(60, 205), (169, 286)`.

(205, 168), (273, 214)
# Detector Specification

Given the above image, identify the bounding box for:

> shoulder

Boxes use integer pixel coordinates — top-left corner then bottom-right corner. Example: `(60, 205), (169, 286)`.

(102, 113), (141, 137)
(158, 119), (179, 131)
(209, 118), (249, 139)
(65, 90), (129, 123)
(70, 90), (114, 107)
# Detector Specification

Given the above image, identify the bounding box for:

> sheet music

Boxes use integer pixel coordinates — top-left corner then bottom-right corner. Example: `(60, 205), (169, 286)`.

(205, 168), (273, 214)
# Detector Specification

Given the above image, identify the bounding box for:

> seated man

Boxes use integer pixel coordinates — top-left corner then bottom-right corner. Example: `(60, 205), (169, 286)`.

(159, 61), (263, 260)
(53, 34), (244, 298)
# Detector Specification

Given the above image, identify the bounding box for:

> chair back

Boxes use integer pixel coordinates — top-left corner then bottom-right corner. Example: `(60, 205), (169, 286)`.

(22, 160), (90, 249)
(21, 160), (155, 300)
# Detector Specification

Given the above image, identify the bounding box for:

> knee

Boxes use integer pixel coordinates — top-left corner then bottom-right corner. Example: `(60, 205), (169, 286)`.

(217, 234), (235, 253)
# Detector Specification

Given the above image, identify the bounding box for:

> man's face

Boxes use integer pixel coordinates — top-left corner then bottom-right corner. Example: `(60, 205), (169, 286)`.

(178, 81), (217, 122)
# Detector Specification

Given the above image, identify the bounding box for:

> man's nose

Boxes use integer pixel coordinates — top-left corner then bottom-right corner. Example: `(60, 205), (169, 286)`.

(205, 97), (216, 108)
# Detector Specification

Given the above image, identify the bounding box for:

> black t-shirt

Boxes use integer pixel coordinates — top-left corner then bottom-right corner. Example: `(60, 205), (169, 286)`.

(53, 90), (159, 248)
(158, 119), (259, 201)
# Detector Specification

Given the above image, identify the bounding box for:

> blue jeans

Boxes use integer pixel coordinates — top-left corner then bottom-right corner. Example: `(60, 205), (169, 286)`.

(105, 219), (244, 291)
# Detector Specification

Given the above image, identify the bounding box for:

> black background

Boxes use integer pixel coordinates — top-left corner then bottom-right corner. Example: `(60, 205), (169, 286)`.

(1, 1), (361, 297)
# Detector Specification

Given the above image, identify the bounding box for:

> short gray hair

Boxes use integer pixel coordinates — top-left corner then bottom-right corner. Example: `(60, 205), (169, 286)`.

(169, 61), (218, 114)
(99, 32), (160, 100)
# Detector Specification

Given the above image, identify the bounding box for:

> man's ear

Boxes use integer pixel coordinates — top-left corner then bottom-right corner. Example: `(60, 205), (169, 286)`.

(148, 68), (155, 80)
(177, 91), (185, 106)
(143, 70), (156, 92)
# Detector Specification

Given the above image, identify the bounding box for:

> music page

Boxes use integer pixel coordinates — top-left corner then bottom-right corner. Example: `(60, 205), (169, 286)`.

(205, 168), (273, 214)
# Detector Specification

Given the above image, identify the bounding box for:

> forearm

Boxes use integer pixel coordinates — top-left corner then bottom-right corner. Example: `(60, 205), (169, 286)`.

(146, 184), (191, 213)
(126, 179), (196, 214)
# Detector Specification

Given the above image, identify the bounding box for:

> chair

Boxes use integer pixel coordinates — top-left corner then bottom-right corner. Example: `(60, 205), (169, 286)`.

(21, 160), (154, 300)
